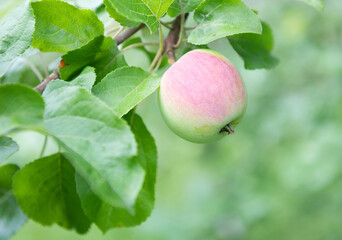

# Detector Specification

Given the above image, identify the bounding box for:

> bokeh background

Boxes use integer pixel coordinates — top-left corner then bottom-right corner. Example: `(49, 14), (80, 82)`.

(2, 0), (342, 239)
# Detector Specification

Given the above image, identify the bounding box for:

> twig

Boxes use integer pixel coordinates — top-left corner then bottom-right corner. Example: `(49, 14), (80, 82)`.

(34, 71), (60, 94)
(115, 24), (145, 45)
(163, 13), (189, 64)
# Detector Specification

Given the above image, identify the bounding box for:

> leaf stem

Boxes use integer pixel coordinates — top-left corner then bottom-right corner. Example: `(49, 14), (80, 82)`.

(163, 13), (189, 64)
(151, 55), (163, 74)
(39, 135), (48, 158)
(149, 23), (164, 72)
(120, 42), (159, 55)
(149, 51), (162, 72)
(111, 26), (124, 40)
(105, 25), (122, 36)
(24, 58), (43, 81)
(39, 52), (49, 77)
(130, 107), (136, 125)
(174, 0), (185, 48)
(184, 25), (198, 30)
(158, 22), (164, 53)
(161, 22), (172, 29)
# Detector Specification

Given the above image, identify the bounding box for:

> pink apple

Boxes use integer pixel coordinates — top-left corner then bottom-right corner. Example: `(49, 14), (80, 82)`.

(158, 49), (247, 143)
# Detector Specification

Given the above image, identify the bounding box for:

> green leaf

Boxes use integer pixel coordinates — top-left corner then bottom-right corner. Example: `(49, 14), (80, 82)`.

(42, 68), (95, 95)
(42, 82), (144, 211)
(188, 0), (262, 45)
(59, 35), (127, 82)
(104, 0), (140, 28)
(0, 1), (35, 77)
(31, 0), (104, 52)
(70, 66), (96, 91)
(0, 48), (41, 87)
(93, 66), (160, 117)
(12, 153), (90, 233)
(298, 0), (324, 11)
(0, 164), (18, 189)
(103, 0), (174, 32)
(0, 61), (14, 79)
(0, 84), (45, 135)
(0, 136), (19, 163)
(228, 22), (279, 69)
(0, 164), (27, 240)
(76, 113), (157, 231)
(0, 1), (34, 61)
(167, 0), (204, 17)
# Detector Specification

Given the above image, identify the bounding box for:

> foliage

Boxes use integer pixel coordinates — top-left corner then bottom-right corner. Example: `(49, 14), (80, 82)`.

(0, 0), (326, 239)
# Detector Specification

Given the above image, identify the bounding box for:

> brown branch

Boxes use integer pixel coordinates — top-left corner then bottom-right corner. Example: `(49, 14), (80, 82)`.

(114, 24), (145, 45)
(163, 13), (189, 64)
(34, 71), (60, 94)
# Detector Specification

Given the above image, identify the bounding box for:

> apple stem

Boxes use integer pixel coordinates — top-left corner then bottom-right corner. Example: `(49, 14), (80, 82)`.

(220, 124), (235, 135)
(226, 125), (234, 135)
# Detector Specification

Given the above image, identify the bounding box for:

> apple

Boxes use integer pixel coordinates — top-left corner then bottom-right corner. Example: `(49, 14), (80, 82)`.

(158, 49), (247, 143)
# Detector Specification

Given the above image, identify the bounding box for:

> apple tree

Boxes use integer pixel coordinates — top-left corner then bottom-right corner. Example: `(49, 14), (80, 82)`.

(0, 0), (324, 239)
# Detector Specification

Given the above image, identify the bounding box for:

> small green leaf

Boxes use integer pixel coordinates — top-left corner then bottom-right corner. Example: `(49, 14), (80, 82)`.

(93, 66), (160, 117)
(228, 22), (279, 70)
(298, 0), (325, 11)
(43, 82), (144, 211)
(103, 0), (174, 32)
(0, 84), (45, 135)
(70, 66), (96, 91)
(0, 136), (19, 163)
(104, 0), (140, 27)
(31, 0), (104, 52)
(76, 113), (157, 231)
(188, 0), (262, 45)
(0, 164), (27, 240)
(167, 0), (204, 17)
(60, 36), (127, 82)
(0, 1), (35, 77)
(12, 153), (90, 233)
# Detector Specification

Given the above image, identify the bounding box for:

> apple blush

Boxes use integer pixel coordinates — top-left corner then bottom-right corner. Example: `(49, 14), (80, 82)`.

(158, 49), (247, 143)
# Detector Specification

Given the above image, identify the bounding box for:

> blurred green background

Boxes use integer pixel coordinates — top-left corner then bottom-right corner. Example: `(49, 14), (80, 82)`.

(4, 0), (342, 239)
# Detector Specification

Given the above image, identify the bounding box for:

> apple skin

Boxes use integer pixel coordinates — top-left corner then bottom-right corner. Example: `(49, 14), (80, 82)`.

(158, 49), (247, 143)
